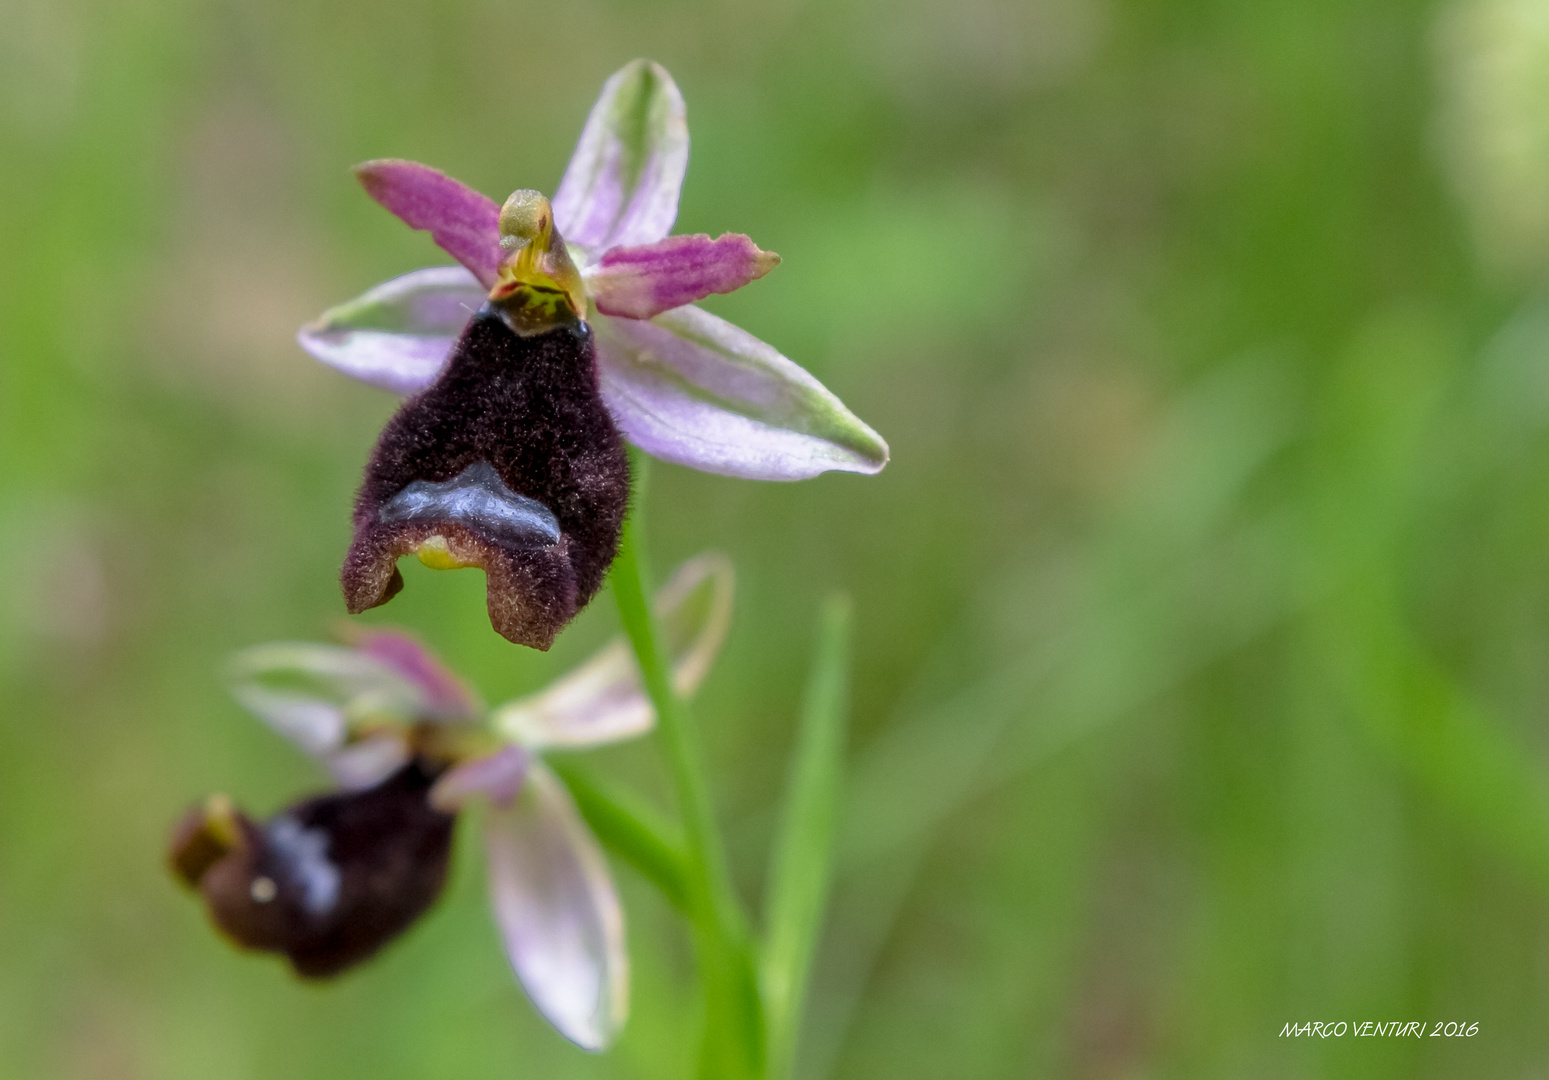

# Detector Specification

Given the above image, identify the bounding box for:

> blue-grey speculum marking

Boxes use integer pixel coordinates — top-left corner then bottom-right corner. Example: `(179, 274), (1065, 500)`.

(265, 815), (341, 920)
(378, 460), (561, 548)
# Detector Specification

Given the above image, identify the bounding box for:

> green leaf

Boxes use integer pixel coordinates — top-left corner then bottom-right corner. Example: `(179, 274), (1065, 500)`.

(761, 595), (852, 1080)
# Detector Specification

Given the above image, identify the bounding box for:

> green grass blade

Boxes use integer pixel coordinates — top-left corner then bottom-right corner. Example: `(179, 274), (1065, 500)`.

(1317, 580), (1549, 889)
(762, 595), (853, 1080)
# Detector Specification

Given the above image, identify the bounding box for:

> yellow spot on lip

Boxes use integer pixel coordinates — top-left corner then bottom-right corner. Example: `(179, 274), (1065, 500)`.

(413, 535), (477, 571)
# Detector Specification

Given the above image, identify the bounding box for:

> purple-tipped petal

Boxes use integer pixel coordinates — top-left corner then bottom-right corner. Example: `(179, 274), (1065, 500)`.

(552, 60), (688, 251)
(226, 643), (426, 758)
(355, 160), (504, 287)
(588, 234), (780, 319)
(298, 266), (483, 395)
(486, 764), (628, 1051)
(350, 627), (481, 719)
(226, 643), (436, 788)
(593, 306), (890, 480)
(494, 642), (645, 748)
(491, 554), (734, 748)
(429, 745), (530, 812)
(326, 735), (413, 792)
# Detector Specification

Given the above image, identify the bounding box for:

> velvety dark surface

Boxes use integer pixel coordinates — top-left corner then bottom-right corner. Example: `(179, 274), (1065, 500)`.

(343, 308), (630, 649)
(196, 760), (456, 979)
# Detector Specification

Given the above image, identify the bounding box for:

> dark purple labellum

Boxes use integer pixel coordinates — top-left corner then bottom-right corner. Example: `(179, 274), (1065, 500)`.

(342, 306), (630, 650)
(169, 760), (455, 978)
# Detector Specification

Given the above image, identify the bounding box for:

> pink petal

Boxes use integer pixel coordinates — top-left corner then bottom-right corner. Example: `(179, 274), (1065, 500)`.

(490, 553), (734, 749)
(355, 160), (503, 287)
(327, 735), (413, 792)
(429, 745), (530, 812)
(593, 307), (890, 480)
(298, 266), (481, 396)
(588, 234), (780, 319)
(350, 627), (481, 719)
(227, 643), (420, 753)
(485, 764), (628, 1050)
(552, 60), (688, 251)
(492, 643), (647, 748)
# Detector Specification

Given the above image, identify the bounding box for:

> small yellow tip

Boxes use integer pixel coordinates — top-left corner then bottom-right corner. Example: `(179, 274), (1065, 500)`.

(204, 793), (240, 848)
(499, 190), (553, 242)
(168, 793), (243, 888)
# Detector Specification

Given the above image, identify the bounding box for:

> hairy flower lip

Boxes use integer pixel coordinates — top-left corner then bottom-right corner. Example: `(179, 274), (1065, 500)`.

(343, 518), (579, 649)
(344, 308), (628, 651)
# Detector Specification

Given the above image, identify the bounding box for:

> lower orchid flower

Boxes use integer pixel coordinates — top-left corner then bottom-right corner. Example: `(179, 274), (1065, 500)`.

(300, 59), (887, 650)
(169, 555), (733, 1051)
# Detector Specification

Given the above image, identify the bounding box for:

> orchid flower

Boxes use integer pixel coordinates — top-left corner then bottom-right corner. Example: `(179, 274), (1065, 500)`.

(169, 555), (733, 1051)
(299, 60), (887, 650)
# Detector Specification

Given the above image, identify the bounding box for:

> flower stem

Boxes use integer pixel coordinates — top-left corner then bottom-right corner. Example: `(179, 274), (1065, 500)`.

(548, 759), (692, 914)
(611, 451), (765, 1080)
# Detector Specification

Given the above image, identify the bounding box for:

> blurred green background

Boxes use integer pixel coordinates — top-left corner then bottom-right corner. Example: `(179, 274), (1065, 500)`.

(9, 0), (1549, 1075)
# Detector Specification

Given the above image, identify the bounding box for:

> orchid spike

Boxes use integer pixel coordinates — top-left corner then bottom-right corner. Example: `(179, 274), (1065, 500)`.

(170, 555), (733, 1052)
